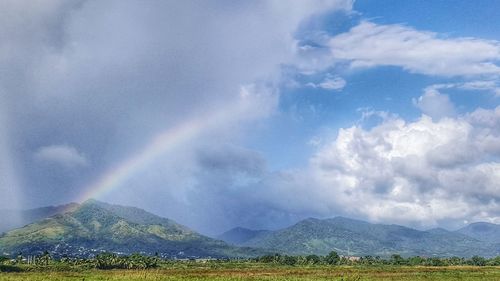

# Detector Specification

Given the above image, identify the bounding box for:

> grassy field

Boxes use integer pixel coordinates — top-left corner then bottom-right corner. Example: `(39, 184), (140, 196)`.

(0, 265), (499, 280)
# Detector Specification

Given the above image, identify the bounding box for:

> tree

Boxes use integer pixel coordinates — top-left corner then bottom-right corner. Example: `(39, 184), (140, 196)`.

(426, 257), (444, 266)
(279, 255), (297, 266)
(408, 256), (424, 266)
(40, 251), (52, 266)
(487, 256), (500, 266)
(469, 256), (486, 266)
(325, 251), (340, 265)
(305, 254), (321, 265)
(390, 254), (406, 265)
(447, 256), (465, 266)
(258, 254), (278, 263)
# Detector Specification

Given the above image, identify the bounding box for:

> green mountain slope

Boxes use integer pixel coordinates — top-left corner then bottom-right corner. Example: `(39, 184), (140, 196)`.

(0, 200), (261, 258)
(243, 217), (500, 257)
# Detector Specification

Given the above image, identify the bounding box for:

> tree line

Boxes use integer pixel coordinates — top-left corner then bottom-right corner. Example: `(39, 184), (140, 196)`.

(1, 252), (159, 271)
(1, 251), (500, 272)
(254, 252), (500, 266)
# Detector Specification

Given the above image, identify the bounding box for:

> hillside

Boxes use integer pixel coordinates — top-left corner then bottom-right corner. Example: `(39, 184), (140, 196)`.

(242, 217), (500, 257)
(0, 200), (261, 259)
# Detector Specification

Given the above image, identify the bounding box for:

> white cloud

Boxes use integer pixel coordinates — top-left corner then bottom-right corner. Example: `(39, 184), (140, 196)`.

(173, 106), (500, 231)
(413, 87), (456, 120)
(34, 145), (89, 168)
(412, 81), (500, 121)
(460, 80), (499, 92)
(328, 21), (500, 77)
(424, 80), (500, 97)
(308, 75), (346, 91)
(320, 76), (346, 90)
(165, 100), (500, 231)
(309, 106), (500, 227)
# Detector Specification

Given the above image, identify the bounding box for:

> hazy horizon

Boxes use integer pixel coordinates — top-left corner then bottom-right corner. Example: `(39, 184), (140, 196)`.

(1, 0), (499, 236)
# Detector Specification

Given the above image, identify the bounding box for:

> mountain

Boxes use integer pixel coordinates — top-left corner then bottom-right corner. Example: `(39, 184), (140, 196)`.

(0, 200), (262, 258)
(456, 222), (500, 244)
(2, 201), (498, 259)
(0, 203), (78, 233)
(217, 227), (271, 245)
(242, 217), (500, 257)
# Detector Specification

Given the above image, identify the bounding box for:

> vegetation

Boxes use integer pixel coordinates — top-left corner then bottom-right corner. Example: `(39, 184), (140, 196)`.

(0, 267), (499, 281)
(0, 251), (499, 280)
(1, 201), (499, 281)
(241, 217), (500, 257)
(254, 252), (500, 267)
(0, 200), (262, 259)
(2, 201), (499, 261)
(2, 251), (500, 270)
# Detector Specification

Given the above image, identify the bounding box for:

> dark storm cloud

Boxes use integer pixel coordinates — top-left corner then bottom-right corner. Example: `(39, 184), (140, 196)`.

(197, 145), (266, 176)
(0, 0), (353, 232)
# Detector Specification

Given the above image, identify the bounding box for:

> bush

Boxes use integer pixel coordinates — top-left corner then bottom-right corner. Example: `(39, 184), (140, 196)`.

(94, 253), (158, 270)
(257, 254), (279, 263)
(305, 254), (321, 264)
(0, 265), (22, 272)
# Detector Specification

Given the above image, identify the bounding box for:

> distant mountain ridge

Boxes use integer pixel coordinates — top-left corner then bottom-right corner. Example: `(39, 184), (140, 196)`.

(0, 200), (262, 258)
(217, 227), (271, 245)
(456, 222), (500, 244)
(219, 217), (500, 258)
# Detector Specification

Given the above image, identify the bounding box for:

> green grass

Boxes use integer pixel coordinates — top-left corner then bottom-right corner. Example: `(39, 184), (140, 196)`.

(0, 265), (499, 280)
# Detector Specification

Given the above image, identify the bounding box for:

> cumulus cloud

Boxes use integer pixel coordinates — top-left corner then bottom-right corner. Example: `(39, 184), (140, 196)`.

(309, 106), (500, 227)
(157, 106), (500, 231)
(328, 21), (500, 77)
(413, 87), (456, 120)
(34, 145), (88, 168)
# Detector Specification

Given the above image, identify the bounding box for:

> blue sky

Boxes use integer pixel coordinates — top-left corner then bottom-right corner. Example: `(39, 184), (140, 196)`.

(249, 0), (500, 170)
(0, 0), (499, 235)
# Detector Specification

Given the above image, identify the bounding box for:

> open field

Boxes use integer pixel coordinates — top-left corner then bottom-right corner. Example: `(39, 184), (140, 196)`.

(1, 266), (499, 280)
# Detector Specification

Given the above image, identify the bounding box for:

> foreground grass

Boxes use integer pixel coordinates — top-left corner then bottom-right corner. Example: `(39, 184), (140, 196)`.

(0, 265), (499, 280)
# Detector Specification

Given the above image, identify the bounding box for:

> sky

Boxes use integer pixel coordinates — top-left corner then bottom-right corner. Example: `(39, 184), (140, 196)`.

(0, 0), (499, 235)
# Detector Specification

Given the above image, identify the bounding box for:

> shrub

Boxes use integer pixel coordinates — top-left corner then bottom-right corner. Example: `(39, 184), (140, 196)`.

(0, 265), (22, 272)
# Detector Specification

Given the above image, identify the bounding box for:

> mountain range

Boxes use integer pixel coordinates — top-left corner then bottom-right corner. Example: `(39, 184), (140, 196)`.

(1, 200), (499, 258)
(218, 217), (500, 257)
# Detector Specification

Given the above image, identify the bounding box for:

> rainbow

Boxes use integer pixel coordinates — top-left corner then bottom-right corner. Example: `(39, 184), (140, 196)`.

(75, 103), (246, 203)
